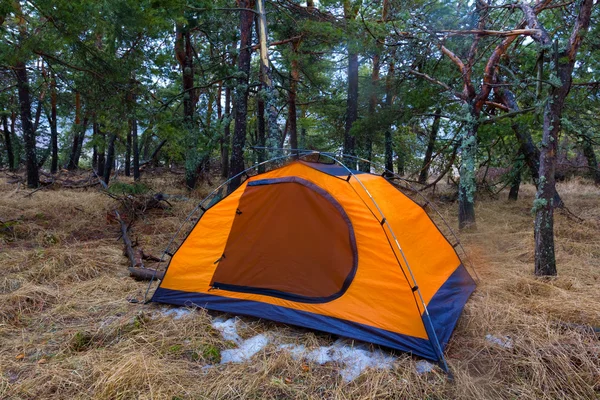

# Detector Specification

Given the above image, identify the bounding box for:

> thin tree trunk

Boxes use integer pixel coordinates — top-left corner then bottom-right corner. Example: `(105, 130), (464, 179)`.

(344, 54), (358, 164)
(176, 23), (198, 189)
(299, 106), (307, 149)
(343, 1), (359, 165)
(97, 123), (106, 174)
(359, 54), (380, 172)
(256, 0), (280, 157)
(103, 133), (117, 185)
(288, 39), (301, 150)
(14, 60), (38, 187)
(73, 116), (88, 167)
(458, 105), (478, 230)
(257, 66), (266, 173)
(221, 85), (231, 178)
(132, 116), (140, 181)
(2, 115), (15, 171)
(581, 135), (600, 184)
(229, 0), (255, 189)
(384, 55), (395, 176)
(125, 120), (132, 176)
(418, 108), (441, 184)
(496, 85), (564, 206)
(50, 72), (58, 173)
(67, 91), (81, 170)
(508, 153), (523, 201)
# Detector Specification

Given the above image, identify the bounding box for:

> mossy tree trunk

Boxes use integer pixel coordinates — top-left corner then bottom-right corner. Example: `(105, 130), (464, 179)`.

(418, 108), (441, 184)
(528, 0), (594, 276)
(458, 104), (478, 230)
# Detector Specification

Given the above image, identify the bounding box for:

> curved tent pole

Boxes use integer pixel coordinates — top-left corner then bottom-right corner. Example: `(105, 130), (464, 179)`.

(309, 152), (450, 373)
(335, 153), (480, 283)
(142, 151), (320, 303)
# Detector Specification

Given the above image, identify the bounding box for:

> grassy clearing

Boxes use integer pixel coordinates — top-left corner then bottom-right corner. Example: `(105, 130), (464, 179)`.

(0, 172), (599, 399)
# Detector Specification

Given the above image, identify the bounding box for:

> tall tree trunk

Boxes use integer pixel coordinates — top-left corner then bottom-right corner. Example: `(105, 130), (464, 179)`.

(508, 153), (523, 201)
(418, 108), (441, 184)
(288, 39), (301, 150)
(221, 85), (231, 178)
(176, 23), (198, 189)
(96, 123), (106, 174)
(2, 115), (15, 171)
(358, 54), (380, 172)
(125, 120), (132, 176)
(14, 60), (38, 187)
(132, 119), (140, 181)
(50, 72), (58, 173)
(384, 55), (395, 176)
(397, 152), (405, 176)
(532, 0), (594, 276)
(256, 0), (280, 157)
(458, 105), (478, 230)
(229, 0), (255, 189)
(103, 132), (117, 185)
(581, 135), (600, 185)
(343, 1), (359, 165)
(299, 106), (307, 149)
(257, 67), (266, 173)
(344, 55), (358, 164)
(67, 91), (81, 170)
(73, 116), (88, 167)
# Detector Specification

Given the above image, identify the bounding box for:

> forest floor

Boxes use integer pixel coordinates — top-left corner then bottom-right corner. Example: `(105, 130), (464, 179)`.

(0, 169), (599, 399)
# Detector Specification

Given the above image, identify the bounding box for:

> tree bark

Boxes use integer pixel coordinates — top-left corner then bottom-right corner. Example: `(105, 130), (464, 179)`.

(49, 72), (58, 174)
(288, 39), (301, 150)
(175, 23), (198, 189)
(14, 60), (38, 187)
(67, 91), (81, 170)
(132, 116), (140, 181)
(125, 120), (132, 176)
(458, 105), (478, 230)
(531, 0), (594, 276)
(256, 66), (266, 173)
(2, 115), (15, 171)
(221, 85), (231, 178)
(72, 116), (88, 167)
(103, 132), (117, 185)
(418, 108), (441, 184)
(256, 0), (280, 157)
(229, 0), (255, 189)
(508, 153), (523, 201)
(343, 1), (359, 165)
(384, 56), (394, 176)
(581, 134), (600, 185)
(358, 54), (380, 172)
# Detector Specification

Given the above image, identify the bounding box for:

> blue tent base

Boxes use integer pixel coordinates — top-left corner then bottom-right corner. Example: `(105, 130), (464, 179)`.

(152, 265), (475, 364)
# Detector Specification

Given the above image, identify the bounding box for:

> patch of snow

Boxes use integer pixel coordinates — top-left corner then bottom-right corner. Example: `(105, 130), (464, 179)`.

(220, 334), (269, 364)
(158, 307), (406, 382)
(161, 307), (192, 320)
(485, 334), (513, 349)
(277, 343), (306, 359)
(279, 339), (396, 382)
(415, 360), (435, 374)
(212, 317), (242, 343)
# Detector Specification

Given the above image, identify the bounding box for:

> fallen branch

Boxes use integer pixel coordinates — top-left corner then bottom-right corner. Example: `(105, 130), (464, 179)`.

(114, 209), (165, 281)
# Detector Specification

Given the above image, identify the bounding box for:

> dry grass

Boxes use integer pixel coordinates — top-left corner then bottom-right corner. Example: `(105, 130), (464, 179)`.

(1, 171), (599, 399)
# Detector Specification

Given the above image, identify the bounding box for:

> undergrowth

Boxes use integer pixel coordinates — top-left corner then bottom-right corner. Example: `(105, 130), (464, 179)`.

(0, 172), (598, 399)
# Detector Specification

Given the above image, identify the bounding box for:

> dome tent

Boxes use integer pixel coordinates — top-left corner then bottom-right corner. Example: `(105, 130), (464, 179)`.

(151, 152), (476, 370)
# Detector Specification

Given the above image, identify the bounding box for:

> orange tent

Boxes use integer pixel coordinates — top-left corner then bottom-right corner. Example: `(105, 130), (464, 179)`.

(152, 158), (475, 367)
